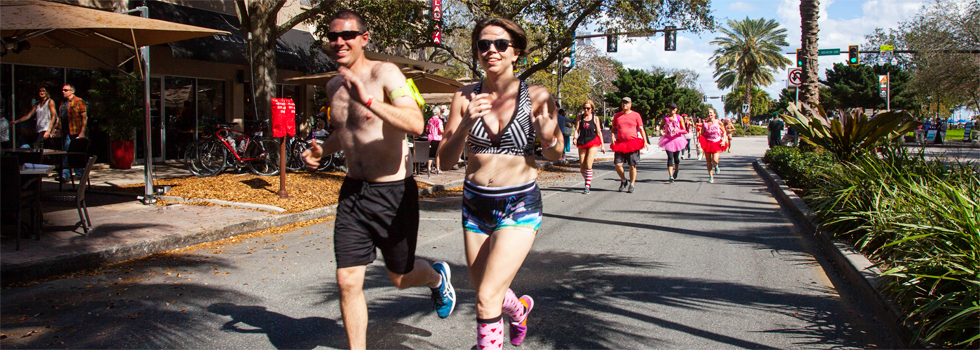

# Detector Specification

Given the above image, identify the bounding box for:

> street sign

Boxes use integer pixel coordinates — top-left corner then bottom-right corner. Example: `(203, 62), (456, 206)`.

(880, 45), (895, 62)
(818, 48), (840, 56)
(879, 75), (888, 98)
(742, 116), (750, 124)
(788, 68), (803, 86)
(742, 104), (750, 114)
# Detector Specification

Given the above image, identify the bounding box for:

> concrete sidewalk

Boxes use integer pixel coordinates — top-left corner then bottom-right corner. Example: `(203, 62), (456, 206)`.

(0, 160), (473, 285)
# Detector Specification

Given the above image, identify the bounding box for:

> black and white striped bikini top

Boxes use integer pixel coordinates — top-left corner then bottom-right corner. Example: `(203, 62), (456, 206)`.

(467, 80), (535, 157)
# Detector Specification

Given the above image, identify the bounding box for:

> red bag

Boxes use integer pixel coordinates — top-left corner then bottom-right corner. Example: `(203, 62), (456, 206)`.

(271, 98), (296, 137)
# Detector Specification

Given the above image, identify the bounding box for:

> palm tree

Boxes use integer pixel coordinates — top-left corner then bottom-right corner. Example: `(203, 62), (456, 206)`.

(710, 18), (792, 125)
(800, 0), (820, 115)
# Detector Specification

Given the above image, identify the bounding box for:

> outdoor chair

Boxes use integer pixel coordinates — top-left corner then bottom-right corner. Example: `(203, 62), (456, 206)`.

(1, 156), (41, 250)
(412, 141), (430, 178)
(60, 138), (91, 191)
(43, 156), (96, 236)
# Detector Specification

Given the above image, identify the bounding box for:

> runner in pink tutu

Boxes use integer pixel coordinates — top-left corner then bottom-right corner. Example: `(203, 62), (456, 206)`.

(698, 107), (727, 183)
(658, 103), (688, 183)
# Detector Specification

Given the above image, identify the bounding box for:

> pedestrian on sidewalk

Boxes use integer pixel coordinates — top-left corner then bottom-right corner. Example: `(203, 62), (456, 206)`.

(58, 84), (87, 182)
(658, 103), (688, 183)
(610, 97), (648, 193)
(426, 109), (444, 174)
(438, 17), (563, 348)
(11, 86), (59, 149)
(574, 99), (605, 194)
(699, 107), (727, 183)
(767, 115), (784, 148)
(301, 10), (456, 350)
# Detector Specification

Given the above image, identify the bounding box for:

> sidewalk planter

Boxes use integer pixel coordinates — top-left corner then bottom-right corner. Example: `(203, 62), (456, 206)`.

(111, 140), (134, 169)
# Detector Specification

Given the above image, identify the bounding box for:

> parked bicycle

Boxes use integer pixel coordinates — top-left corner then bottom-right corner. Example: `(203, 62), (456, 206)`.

(185, 118), (280, 177)
(284, 113), (344, 172)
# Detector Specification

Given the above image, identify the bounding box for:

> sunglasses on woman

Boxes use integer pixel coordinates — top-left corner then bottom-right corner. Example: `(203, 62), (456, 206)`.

(477, 39), (512, 53)
(326, 30), (365, 42)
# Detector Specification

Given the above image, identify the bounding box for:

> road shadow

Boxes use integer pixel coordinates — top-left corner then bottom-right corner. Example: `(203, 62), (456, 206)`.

(207, 303), (347, 349)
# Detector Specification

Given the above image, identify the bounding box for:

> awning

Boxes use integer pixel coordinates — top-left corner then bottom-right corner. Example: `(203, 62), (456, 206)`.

(0, 0), (227, 48)
(137, 0), (334, 73)
(285, 67), (463, 94)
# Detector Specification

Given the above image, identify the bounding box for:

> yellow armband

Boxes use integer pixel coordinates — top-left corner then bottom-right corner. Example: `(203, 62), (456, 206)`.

(388, 78), (425, 108)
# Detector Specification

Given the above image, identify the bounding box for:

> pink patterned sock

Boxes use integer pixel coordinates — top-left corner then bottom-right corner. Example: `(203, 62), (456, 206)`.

(501, 288), (527, 324)
(585, 169), (593, 188)
(477, 316), (504, 349)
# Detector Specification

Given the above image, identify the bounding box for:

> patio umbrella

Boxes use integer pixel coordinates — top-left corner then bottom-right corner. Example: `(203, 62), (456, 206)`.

(1, 0), (228, 204)
(1, 0), (227, 49)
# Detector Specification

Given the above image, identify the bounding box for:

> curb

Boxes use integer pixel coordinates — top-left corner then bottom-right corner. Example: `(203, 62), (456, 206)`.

(1, 180), (468, 286)
(752, 159), (911, 348)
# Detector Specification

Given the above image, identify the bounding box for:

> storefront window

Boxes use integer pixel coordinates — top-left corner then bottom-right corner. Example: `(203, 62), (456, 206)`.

(164, 77), (195, 159)
(197, 79), (225, 133)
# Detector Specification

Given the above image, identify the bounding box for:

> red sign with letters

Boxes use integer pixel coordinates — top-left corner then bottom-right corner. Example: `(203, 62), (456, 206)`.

(271, 98), (296, 137)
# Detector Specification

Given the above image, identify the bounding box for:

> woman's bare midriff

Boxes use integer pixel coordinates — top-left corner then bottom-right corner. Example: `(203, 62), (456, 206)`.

(465, 153), (537, 187)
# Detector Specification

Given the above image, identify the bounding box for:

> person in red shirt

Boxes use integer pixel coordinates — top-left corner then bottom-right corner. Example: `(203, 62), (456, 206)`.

(609, 97), (648, 193)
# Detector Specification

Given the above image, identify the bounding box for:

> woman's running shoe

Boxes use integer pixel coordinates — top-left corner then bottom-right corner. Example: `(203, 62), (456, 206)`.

(510, 295), (534, 346)
(709, 176), (714, 183)
(583, 186), (590, 194)
(430, 261), (456, 318)
(714, 166), (720, 174)
(669, 175), (674, 183)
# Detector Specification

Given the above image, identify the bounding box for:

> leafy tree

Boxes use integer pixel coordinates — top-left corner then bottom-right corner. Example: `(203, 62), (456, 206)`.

(773, 87), (796, 115)
(723, 86), (772, 120)
(675, 87), (707, 117)
(605, 68), (677, 122)
(822, 63), (879, 110)
(395, 0), (714, 80)
(710, 17), (792, 124)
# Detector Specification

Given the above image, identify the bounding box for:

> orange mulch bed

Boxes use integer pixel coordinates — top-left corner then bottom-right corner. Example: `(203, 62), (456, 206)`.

(120, 171), (433, 214)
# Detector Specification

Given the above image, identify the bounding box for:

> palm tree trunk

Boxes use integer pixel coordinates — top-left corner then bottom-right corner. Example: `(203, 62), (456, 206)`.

(800, 0), (820, 116)
(743, 77), (753, 128)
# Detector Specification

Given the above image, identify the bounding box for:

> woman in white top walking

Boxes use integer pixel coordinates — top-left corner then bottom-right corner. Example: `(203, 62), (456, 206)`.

(12, 86), (58, 148)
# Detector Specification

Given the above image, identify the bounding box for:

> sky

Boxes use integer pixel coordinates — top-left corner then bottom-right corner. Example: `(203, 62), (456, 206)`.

(586, 0), (927, 117)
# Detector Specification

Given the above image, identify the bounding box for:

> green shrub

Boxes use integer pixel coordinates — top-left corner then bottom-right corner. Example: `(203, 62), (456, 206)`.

(762, 146), (836, 195)
(781, 104), (920, 162)
(806, 146), (980, 347)
(731, 125), (767, 136)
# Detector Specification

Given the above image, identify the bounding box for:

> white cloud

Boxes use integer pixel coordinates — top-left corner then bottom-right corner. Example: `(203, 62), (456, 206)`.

(728, 1), (757, 11)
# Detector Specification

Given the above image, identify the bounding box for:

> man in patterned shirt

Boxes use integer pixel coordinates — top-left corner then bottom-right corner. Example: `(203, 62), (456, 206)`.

(59, 84), (87, 181)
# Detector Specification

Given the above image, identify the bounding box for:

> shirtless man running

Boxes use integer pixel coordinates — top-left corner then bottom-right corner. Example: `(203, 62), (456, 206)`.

(302, 10), (455, 350)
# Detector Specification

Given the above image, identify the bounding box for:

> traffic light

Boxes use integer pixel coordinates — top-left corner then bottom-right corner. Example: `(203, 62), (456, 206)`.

(664, 26), (676, 51)
(721, 95), (725, 103)
(606, 35), (617, 53)
(796, 49), (803, 67)
(848, 45), (859, 66)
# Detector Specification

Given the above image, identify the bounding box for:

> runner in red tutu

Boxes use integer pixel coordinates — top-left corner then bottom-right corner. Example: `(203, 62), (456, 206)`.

(574, 100), (605, 194)
(698, 107), (727, 183)
(610, 97), (648, 193)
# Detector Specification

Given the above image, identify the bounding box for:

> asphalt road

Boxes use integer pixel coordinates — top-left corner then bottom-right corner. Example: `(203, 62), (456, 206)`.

(1, 137), (900, 349)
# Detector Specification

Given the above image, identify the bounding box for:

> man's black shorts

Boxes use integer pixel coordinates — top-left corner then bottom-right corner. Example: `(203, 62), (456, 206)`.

(614, 150), (640, 166)
(334, 177), (419, 274)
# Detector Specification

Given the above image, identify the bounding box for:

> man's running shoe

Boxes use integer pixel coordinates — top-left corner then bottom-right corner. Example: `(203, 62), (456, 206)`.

(628, 184), (635, 193)
(430, 261), (456, 318)
(510, 295), (534, 346)
(618, 180), (627, 192)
